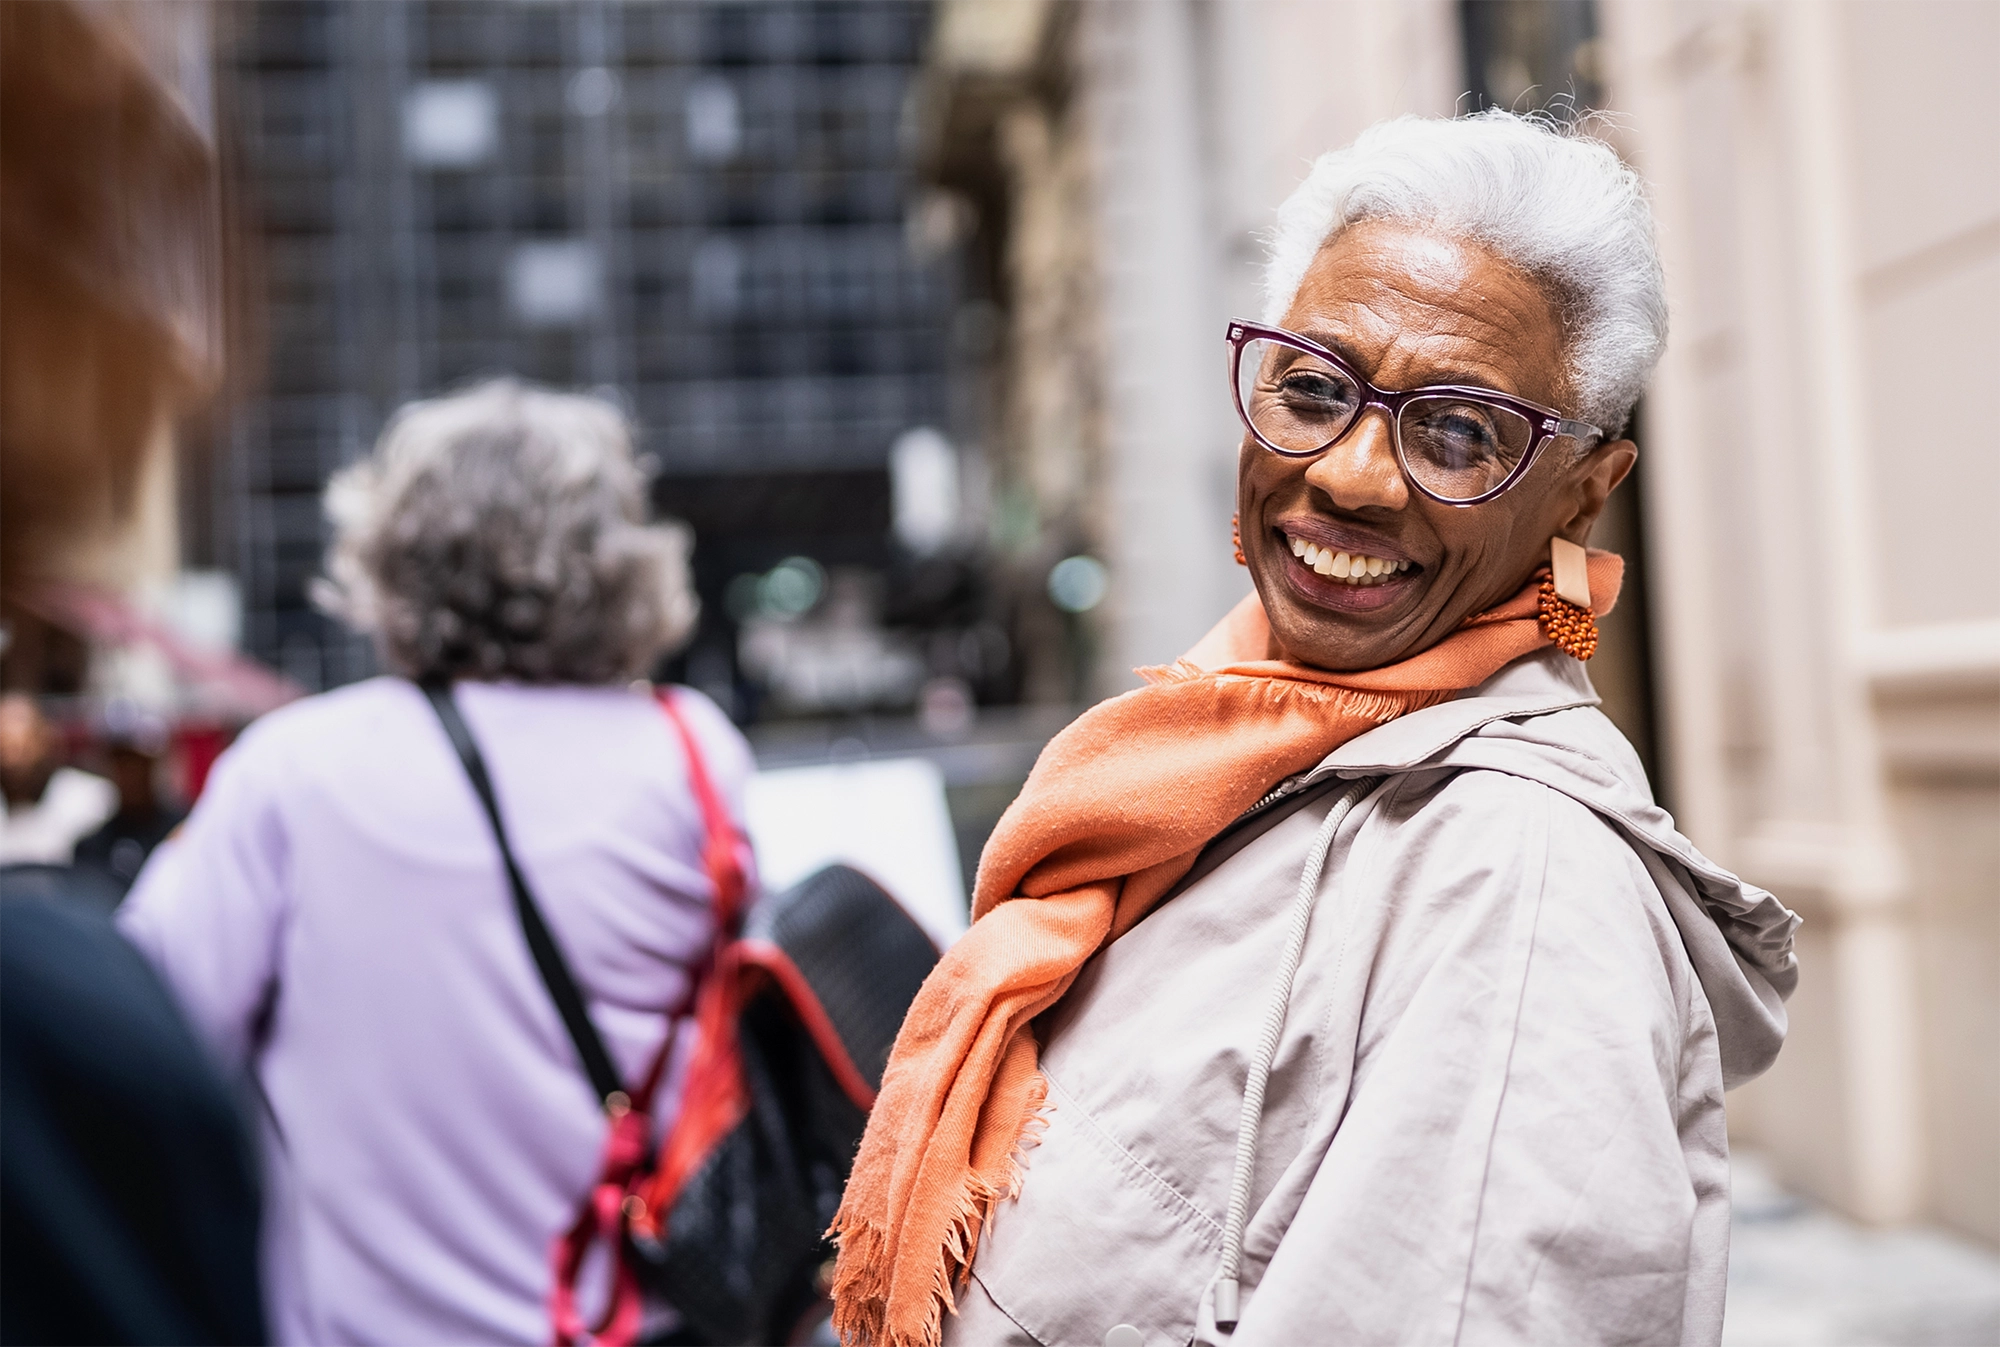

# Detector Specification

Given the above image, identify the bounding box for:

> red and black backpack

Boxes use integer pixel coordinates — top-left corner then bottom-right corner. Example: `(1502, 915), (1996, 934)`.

(424, 682), (938, 1346)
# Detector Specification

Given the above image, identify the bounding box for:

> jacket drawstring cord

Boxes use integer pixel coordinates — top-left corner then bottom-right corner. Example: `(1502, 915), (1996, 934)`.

(1211, 775), (1378, 1331)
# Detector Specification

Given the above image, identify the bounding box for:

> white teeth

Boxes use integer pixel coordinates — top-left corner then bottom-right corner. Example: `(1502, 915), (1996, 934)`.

(1282, 534), (1411, 586)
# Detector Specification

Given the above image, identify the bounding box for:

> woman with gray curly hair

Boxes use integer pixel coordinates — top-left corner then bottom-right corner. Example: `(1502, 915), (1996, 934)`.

(316, 379), (699, 685)
(122, 380), (751, 1345)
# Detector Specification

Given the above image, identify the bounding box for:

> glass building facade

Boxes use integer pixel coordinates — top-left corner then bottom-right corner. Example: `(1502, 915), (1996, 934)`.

(213, 1), (957, 701)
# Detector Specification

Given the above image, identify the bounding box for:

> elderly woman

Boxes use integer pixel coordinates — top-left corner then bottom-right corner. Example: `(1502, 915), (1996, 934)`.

(829, 114), (1798, 1347)
(121, 381), (749, 1344)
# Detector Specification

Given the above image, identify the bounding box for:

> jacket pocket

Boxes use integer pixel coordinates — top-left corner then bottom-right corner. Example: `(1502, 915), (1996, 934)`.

(962, 1072), (1220, 1347)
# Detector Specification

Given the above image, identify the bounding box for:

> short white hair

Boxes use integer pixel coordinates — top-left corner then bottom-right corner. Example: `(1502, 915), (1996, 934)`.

(316, 379), (699, 684)
(1263, 111), (1667, 436)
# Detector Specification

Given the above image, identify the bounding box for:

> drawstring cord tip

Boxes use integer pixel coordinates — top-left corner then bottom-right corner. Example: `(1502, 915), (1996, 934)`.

(1214, 1277), (1240, 1331)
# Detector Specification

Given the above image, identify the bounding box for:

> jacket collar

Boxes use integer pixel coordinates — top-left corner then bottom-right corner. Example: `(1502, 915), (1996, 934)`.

(1314, 648), (1599, 777)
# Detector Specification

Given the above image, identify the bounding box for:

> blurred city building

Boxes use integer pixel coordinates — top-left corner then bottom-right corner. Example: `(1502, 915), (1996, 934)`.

(918, 0), (1996, 1251)
(204, 0), (1048, 728)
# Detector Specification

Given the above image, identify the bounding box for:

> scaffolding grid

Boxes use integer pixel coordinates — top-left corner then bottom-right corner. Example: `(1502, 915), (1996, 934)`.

(217, 0), (951, 693)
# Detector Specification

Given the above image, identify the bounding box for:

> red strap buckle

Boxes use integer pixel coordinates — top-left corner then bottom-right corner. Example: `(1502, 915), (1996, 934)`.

(549, 1107), (652, 1346)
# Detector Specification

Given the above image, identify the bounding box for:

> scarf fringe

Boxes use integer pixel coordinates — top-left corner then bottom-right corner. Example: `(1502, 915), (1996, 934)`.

(830, 1071), (1050, 1347)
(1291, 682), (1433, 725)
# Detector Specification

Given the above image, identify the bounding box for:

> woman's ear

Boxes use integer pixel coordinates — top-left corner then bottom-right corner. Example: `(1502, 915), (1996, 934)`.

(1557, 439), (1637, 544)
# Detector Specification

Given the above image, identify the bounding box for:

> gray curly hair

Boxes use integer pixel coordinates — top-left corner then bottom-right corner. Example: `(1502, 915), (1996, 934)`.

(1263, 111), (1667, 438)
(315, 379), (698, 684)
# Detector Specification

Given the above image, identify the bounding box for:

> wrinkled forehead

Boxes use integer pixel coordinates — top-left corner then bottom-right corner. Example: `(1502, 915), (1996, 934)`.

(1281, 220), (1571, 406)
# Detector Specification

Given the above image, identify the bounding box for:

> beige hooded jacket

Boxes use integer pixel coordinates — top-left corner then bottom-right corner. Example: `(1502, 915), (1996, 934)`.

(941, 648), (1799, 1347)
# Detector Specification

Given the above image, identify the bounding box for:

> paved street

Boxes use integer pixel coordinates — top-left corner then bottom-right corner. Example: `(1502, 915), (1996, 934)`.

(1725, 1152), (2000, 1346)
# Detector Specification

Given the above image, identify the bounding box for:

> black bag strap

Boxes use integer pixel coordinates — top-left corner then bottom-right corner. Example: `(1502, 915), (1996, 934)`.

(421, 682), (627, 1109)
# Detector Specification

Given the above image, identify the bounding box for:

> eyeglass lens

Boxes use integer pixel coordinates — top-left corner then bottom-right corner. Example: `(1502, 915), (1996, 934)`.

(1237, 337), (1535, 501)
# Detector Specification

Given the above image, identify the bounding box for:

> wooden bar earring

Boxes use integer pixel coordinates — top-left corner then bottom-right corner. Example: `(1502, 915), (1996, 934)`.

(1539, 536), (1598, 660)
(1231, 514), (1246, 566)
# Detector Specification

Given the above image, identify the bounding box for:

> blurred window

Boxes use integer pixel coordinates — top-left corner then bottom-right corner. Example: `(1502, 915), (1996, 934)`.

(890, 428), (959, 555)
(686, 74), (741, 162)
(402, 79), (498, 167)
(507, 240), (602, 328)
(690, 236), (744, 320)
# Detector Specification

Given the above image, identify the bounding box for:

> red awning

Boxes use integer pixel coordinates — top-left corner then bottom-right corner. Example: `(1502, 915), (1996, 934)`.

(16, 582), (303, 719)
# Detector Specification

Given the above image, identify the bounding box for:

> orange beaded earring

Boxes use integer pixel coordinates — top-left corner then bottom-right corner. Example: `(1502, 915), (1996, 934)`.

(1231, 514), (1246, 566)
(1539, 536), (1598, 660)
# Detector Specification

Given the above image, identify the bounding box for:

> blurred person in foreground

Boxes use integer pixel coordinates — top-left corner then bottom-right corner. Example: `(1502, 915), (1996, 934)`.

(121, 380), (751, 1345)
(0, 692), (115, 866)
(0, 651), (257, 1345)
(831, 113), (1799, 1347)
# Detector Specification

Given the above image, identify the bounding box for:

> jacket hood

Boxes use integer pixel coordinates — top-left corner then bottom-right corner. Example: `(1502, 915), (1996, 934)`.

(1299, 647), (1800, 1088)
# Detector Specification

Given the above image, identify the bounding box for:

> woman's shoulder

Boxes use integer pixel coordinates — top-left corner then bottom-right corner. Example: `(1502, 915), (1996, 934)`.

(656, 684), (755, 786)
(214, 679), (757, 838)
(1362, 766), (1665, 936)
(459, 681), (753, 785)
(222, 677), (426, 767)
(1372, 762), (1641, 867)
(1353, 768), (1691, 1015)
(165, 681), (433, 834)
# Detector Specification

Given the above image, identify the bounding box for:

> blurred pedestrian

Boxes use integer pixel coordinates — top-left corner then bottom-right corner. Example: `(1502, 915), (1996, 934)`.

(1, 898), (266, 1346)
(121, 380), (747, 1345)
(0, 693), (114, 865)
(0, 0), (262, 1331)
(73, 703), (184, 896)
(830, 113), (1800, 1347)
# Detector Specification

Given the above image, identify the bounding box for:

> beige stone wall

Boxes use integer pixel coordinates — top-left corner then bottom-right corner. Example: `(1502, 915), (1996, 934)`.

(1601, 0), (1999, 1242)
(1845, 20), (1998, 1132)
(1891, 737), (2000, 1240)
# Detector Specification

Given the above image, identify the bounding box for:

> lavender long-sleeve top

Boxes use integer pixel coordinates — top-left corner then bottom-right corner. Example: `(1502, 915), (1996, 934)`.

(120, 677), (754, 1346)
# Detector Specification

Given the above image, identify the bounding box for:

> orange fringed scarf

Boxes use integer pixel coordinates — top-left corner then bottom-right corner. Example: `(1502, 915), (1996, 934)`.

(829, 552), (1624, 1347)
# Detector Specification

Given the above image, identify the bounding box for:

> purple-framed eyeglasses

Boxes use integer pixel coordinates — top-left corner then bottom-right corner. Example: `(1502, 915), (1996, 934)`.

(1226, 320), (1602, 506)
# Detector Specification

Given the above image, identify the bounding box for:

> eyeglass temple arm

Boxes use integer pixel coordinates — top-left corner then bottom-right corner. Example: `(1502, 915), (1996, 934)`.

(1551, 417), (1602, 445)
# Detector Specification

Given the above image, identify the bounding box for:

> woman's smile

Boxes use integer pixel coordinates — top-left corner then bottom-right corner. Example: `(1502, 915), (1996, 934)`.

(1274, 520), (1423, 613)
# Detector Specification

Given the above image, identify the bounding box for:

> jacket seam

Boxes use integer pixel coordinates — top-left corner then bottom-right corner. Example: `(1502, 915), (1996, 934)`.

(1423, 743), (1755, 900)
(1379, 751), (1792, 961)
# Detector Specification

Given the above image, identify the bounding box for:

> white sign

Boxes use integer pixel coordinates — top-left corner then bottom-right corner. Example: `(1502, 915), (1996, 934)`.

(743, 757), (968, 949)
